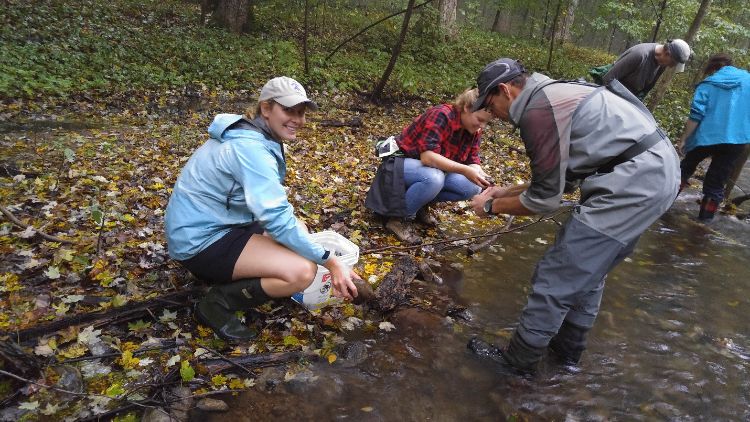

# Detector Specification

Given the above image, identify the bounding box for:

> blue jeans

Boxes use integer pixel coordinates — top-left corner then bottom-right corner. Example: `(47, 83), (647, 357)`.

(402, 158), (481, 218)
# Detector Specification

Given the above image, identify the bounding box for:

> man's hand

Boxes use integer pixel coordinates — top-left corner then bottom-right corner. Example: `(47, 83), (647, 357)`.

(471, 188), (495, 218)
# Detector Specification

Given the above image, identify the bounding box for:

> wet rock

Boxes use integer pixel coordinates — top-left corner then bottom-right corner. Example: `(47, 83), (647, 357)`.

(141, 407), (173, 422)
(391, 308), (443, 333)
(336, 341), (368, 367)
(417, 261), (442, 284)
(196, 398), (229, 412)
(89, 340), (116, 357)
(0, 405), (24, 422)
(169, 386), (193, 421)
(53, 365), (83, 399)
(446, 305), (473, 322)
(284, 368), (319, 394)
(256, 366), (285, 391)
(352, 278), (375, 305)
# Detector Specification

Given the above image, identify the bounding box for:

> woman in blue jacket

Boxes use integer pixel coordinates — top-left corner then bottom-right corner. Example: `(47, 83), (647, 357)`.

(678, 54), (750, 222)
(165, 77), (359, 341)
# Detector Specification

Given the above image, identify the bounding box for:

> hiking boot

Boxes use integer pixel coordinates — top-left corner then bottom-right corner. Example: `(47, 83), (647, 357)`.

(698, 196), (719, 223)
(195, 278), (270, 342)
(385, 218), (422, 245)
(416, 206), (439, 226)
(678, 180), (690, 194)
(548, 320), (590, 366)
(467, 331), (546, 374)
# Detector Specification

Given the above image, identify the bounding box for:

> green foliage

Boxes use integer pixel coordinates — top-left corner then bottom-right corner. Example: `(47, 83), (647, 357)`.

(1, 0), (746, 112)
(179, 360), (195, 382)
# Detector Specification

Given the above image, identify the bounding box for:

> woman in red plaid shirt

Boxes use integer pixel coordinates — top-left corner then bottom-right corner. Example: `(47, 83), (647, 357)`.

(366, 89), (493, 244)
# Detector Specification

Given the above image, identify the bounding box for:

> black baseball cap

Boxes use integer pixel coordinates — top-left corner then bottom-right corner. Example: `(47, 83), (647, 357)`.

(471, 58), (526, 112)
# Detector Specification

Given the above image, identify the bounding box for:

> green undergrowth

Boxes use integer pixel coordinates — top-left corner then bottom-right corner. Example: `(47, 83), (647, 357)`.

(1, 0), (721, 138)
(1, 0), (613, 103)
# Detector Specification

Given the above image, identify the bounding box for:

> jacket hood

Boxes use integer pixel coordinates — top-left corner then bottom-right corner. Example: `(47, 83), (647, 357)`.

(207, 114), (279, 144)
(702, 66), (748, 90)
(207, 114), (244, 142)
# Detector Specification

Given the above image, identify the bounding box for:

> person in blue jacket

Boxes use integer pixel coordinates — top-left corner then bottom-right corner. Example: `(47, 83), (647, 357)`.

(165, 76), (359, 341)
(678, 53), (750, 222)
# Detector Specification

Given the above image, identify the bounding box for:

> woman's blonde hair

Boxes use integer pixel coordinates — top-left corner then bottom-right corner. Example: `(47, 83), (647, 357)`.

(453, 88), (479, 112)
(244, 100), (274, 120)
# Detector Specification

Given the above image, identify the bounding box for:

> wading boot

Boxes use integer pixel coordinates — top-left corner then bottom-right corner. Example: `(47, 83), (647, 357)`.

(195, 278), (271, 342)
(467, 332), (546, 374)
(548, 320), (590, 366)
(698, 196), (719, 223)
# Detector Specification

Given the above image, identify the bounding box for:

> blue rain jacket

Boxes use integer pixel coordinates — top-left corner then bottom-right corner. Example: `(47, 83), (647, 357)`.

(165, 114), (328, 264)
(684, 66), (750, 153)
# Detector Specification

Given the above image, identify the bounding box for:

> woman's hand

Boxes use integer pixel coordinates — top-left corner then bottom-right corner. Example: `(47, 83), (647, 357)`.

(323, 257), (360, 300)
(463, 166), (492, 188)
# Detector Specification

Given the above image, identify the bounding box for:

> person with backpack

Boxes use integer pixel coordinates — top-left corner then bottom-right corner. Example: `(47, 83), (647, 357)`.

(678, 53), (750, 222)
(591, 39), (691, 100)
(467, 58), (680, 373)
(365, 89), (493, 245)
(165, 77), (359, 342)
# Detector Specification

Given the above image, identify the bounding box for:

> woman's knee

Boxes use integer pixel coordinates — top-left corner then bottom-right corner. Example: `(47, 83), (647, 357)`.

(284, 259), (318, 291)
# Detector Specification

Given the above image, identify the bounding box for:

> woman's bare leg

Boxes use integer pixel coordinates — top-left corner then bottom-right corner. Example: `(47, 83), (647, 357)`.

(232, 234), (318, 297)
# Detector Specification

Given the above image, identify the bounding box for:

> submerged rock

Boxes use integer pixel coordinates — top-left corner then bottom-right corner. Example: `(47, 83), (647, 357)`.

(53, 365), (83, 399)
(141, 407), (173, 422)
(196, 398), (229, 412)
(337, 341), (369, 367)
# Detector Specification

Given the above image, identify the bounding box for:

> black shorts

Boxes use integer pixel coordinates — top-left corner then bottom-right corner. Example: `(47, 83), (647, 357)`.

(179, 223), (264, 284)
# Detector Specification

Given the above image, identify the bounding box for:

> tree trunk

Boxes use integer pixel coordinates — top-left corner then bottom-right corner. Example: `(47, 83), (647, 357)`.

(371, 0), (417, 102)
(555, 0), (579, 45)
(546, 0), (563, 71)
(303, 0), (310, 74)
(542, 0), (552, 40)
(651, 0), (668, 42)
(647, 0), (712, 110)
(607, 25), (616, 53)
(491, 8), (502, 32)
(438, 0), (458, 39)
(214, 0), (251, 34)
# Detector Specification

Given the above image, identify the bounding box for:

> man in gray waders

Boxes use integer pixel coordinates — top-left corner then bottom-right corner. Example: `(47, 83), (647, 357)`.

(467, 58), (680, 373)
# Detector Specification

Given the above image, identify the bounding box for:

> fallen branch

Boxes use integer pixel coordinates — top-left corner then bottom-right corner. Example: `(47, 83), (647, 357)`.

(362, 209), (570, 255)
(466, 215), (515, 256)
(2, 288), (199, 344)
(202, 351), (315, 374)
(0, 205), (75, 244)
(318, 117), (363, 127)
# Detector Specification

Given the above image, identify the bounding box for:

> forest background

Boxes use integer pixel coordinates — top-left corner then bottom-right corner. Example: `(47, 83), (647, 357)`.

(0, 0), (749, 420)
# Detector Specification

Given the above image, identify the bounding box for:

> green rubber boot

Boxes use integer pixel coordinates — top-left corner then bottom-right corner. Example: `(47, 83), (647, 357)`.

(195, 278), (271, 342)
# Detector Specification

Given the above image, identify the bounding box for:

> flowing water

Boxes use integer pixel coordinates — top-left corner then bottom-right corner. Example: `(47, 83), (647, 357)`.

(208, 179), (750, 421)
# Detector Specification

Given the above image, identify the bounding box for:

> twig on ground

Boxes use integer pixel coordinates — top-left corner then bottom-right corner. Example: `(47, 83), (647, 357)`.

(466, 215), (515, 255)
(0, 205), (75, 244)
(200, 345), (255, 376)
(363, 209), (570, 255)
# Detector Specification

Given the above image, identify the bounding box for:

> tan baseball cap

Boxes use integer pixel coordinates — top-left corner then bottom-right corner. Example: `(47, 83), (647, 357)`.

(258, 76), (318, 111)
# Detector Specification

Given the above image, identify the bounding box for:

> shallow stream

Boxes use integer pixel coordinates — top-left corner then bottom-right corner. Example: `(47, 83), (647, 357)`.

(206, 178), (750, 421)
